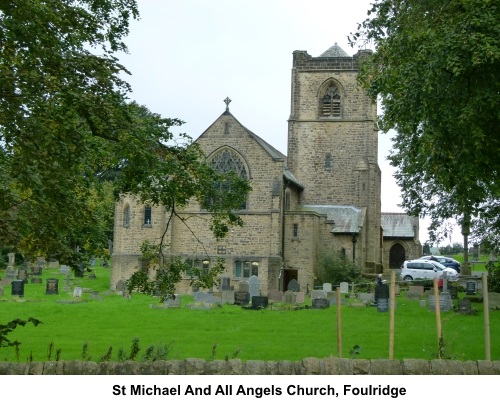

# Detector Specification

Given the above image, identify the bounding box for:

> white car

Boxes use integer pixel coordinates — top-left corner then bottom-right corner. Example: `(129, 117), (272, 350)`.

(400, 259), (459, 282)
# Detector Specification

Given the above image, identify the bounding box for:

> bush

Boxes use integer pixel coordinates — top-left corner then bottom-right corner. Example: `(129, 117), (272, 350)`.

(317, 253), (363, 286)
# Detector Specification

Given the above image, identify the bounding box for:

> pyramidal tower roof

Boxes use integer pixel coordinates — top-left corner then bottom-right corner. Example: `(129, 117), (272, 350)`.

(319, 43), (350, 57)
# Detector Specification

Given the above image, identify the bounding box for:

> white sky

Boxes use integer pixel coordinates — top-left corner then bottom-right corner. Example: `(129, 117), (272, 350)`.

(116, 0), (461, 246)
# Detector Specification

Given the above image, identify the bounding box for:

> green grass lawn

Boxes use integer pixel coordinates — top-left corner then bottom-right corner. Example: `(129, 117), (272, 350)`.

(1, 264), (499, 363)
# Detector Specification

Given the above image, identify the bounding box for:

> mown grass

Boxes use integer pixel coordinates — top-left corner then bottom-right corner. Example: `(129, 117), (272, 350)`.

(0, 263), (499, 363)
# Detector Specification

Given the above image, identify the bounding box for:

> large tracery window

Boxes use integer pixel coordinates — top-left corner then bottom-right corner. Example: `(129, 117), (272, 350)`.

(322, 85), (341, 118)
(206, 148), (249, 209)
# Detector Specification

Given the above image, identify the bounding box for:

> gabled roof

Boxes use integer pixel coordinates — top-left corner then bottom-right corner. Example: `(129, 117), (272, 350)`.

(381, 213), (418, 238)
(319, 43), (350, 58)
(283, 167), (304, 190)
(302, 205), (365, 233)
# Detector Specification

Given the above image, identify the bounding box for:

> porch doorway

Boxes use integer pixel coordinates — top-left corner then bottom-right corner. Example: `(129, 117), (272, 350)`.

(283, 269), (298, 292)
(389, 243), (406, 269)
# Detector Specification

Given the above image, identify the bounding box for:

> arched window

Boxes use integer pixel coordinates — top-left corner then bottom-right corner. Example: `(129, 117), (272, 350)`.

(123, 205), (130, 227)
(321, 85), (341, 118)
(206, 148), (249, 209)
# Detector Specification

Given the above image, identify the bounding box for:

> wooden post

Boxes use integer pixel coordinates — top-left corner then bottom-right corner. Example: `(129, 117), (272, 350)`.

(389, 270), (396, 359)
(433, 277), (442, 357)
(336, 286), (342, 358)
(483, 273), (491, 361)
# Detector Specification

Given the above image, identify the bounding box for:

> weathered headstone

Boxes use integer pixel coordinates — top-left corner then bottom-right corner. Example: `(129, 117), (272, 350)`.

(17, 268), (28, 284)
(73, 287), (83, 298)
(322, 283), (332, 292)
(194, 291), (219, 305)
(458, 299), (473, 314)
(268, 290), (283, 302)
(59, 265), (70, 275)
(248, 275), (260, 298)
(428, 292), (452, 312)
(11, 280), (24, 297)
(222, 290), (235, 304)
(234, 291), (250, 306)
(238, 281), (249, 292)
(220, 277), (231, 291)
(408, 285), (424, 297)
(488, 292), (500, 310)
(30, 265), (42, 276)
(45, 278), (59, 295)
(7, 252), (15, 266)
(62, 274), (71, 292)
(295, 291), (305, 304)
(30, 276), (43, 284)
(287, 279), (300, 292)
(6, 252), (16, 279)
(358, 292), (374, 303)
(163, 294), (181, 308)
(283, 290), (296, 304)
(340, 282), (349, 294)
(311, 290), (327, 300)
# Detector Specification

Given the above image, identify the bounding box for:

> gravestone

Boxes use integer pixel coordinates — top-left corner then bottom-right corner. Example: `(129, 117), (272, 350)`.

(234, 291), (250, 306)
(6, 252), (16, 279)
(340, 282), (349, 294)
(31, 276), (42, 284)
(377, 298), (389, 312)
(62, 274), (71, 292)
(408, 285), (424, 297)
(11, 280), (24, 297)
(322, 283), (332, 292)
(295, 291), (305, 304)
(283, 290), (296, 304)
(194, 291), (219, 305)
(268, 290), (283, 302)
(375, 284), (390, 303)
(287, 279), (300, 292)
(251, 296), (268, 309)
(59, 265), (70, 276)
(311, 290), (327, 300)
(45, 278), (59, 295)
(73, 287), (83, 298)
(30, 265), (42, 276)
(47, 260), (59, 269)
(222, 290), (235, 304)
(238, 281), (249, 292)
(248, 275), (260, 298)
(465, 281), (476, 295)
(428, 292), (452, 312)
(311, 298), (329, 309)
(163, 294), (181, 308)
(5, 266), (16, 279)
(488, 292), (500, 310)
(220, 277), (231, 291)
(458, 299), (473, 315)
(17, 268), (28, 284)
(450, 285), (458, 299)
(116, 280), (125, 295)
(358, 292), (374, 303)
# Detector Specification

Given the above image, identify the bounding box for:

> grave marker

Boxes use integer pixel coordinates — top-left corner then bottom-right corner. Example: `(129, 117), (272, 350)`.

(322, 283), (332, 292)
(234, 291), (250, 306)
(45, 278), (59, 295)
(73, 287), (83, 298)
(311, 298), (329, 309)
(248, 275), (260, 298)
(283, 290), (296, 304)
(11, 280), (24, 297)
(287, 279), (300, 292)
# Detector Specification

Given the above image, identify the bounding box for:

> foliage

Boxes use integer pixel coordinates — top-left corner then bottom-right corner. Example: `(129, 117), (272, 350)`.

(0, 0), (251, 277)
(0, 317), (42, 349)
(127, 241), (227, 302)
(439, 243), (464, 256)
(350, 0), (500, 248)
(317, 252), (363, 286)
(485, 261), (500, 293)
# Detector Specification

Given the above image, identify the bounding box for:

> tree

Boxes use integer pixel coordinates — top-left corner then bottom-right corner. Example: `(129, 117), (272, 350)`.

(0, 1), (251, 278)
(350, 0), (500, 247)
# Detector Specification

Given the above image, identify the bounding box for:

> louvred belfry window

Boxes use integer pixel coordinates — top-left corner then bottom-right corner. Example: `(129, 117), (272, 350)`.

(322, 85), (341, 117)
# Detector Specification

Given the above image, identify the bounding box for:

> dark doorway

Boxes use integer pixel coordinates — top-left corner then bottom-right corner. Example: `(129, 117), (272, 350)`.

(283, 269), (298, 292)
(389, 243), (406, 269)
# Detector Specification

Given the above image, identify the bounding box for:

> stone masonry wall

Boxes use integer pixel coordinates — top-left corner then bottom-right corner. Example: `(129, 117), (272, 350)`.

(1, 358), (499, 375)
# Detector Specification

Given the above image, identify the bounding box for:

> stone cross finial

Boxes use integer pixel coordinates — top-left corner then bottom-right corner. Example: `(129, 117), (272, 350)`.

(224, 97), (231, 111)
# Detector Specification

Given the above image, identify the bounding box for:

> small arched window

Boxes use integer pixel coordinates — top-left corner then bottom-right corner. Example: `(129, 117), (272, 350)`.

(324, 153), (332, 171)
(123, 205), (130, 227)
(322, 85), (341, 118)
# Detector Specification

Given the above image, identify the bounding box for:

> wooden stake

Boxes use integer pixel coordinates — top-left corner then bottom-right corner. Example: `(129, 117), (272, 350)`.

(433, 277), (442, 357)
(336, 286), (342, 358)
(389, 270), (396, 359)
(483, 273), (491, 361)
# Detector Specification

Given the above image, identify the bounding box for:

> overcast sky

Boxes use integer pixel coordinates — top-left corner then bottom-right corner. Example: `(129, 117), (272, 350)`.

(116, 0), (461, 245)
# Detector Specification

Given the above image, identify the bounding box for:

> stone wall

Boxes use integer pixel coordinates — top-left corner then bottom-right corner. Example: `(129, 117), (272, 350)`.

(1, 358), (499, 375)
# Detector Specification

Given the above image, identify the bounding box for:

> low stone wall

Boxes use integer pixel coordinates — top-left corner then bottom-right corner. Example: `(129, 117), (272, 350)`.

(0, 358), (499, 375)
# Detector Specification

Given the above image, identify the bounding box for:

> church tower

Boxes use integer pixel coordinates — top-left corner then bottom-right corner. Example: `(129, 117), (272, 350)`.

(286, 44), (382, 266)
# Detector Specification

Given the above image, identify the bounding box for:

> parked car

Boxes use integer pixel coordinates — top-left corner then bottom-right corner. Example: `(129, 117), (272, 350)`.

(420, 255), (461, 273)
(400, 259), (459, 282)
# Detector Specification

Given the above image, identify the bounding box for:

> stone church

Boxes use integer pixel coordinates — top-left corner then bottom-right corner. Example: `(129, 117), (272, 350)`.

(111, 44), (422, 294)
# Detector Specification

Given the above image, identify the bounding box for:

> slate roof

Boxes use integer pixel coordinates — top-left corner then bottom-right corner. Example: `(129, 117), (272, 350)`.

(302, 205), (366, 233)
(319, 43), (350, 58)
(381, 213), (418, 238)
